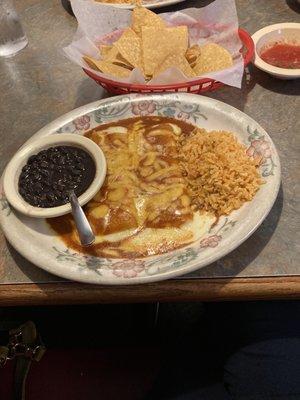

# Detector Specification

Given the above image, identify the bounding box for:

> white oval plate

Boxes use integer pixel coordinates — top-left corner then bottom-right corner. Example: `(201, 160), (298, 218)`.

(88, 0), (187, 10)
(0, 94), (280, 285)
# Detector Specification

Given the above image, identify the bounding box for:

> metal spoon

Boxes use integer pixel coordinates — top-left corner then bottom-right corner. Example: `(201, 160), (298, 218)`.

(69, 190), (95, 247)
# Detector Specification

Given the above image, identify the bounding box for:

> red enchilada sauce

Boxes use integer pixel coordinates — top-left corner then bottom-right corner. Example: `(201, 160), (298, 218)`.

(260, 43), (300, 69)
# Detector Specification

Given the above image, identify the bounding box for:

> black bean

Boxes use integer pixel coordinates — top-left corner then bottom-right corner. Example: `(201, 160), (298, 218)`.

(31, 196), (39, 206)
(36, 155), (44, 162)
(39, 194), (47, 202)
(57, 185), (64, 193)
(22, 166), (30, 175)
(60, 148), (68, 155)
(46, 193), (55, 201)
(40, 160), (48, 168)
(34, 183), (43, 193)
(33, 172), (41, 181)
(27, 155), (37, 164)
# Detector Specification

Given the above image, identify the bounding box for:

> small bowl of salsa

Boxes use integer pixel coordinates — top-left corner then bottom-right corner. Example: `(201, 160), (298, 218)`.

(252, 23), (300, 79)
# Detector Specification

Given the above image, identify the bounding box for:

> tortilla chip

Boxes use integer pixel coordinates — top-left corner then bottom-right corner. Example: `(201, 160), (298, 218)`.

(142, 26), (188, 76)
(83, 56), (131, 78)
(100, 44), (113, 57)
(154, 55), (195, 78)
(102, 46), (133, 69)
(154, 53), (196, 78)
(131, 7), (165, 36)
(103, 46), (119, 61)
(83, 55), (102, 70)
(114, 28), (142, 69)
(113, 53), (133, 69)
(185, 44), (201, 67)
(193, 43), (233, 75)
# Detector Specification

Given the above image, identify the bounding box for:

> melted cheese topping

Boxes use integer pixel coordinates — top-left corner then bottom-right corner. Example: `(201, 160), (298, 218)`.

(48, 117), (215, 258)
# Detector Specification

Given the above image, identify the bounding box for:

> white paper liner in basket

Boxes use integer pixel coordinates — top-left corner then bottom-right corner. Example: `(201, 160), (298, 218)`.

(63, 0), (244, 88)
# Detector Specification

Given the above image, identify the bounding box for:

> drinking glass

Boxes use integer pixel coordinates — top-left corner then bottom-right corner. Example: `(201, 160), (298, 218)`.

(0, 0), (28, 57)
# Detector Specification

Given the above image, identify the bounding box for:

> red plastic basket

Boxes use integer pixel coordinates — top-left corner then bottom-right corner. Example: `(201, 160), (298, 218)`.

(83, 28), (254, 95)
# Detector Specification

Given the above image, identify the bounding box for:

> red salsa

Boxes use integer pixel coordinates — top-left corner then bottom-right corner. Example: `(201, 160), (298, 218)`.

(260, 43), (300, 69)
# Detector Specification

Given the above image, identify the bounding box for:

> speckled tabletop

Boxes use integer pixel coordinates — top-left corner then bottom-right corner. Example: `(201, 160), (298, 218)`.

(0, 0), (299, 285)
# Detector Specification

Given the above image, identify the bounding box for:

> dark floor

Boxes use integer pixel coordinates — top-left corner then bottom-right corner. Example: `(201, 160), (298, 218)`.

(0, 303), (163, 399)
(0, 301), (299, 400)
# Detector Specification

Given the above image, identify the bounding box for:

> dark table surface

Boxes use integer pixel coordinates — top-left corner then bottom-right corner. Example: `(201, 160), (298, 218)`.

(0, 0), (299, 303)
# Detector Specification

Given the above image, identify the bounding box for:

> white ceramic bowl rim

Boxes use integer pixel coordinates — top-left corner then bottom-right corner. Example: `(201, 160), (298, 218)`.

(252, 23), (300, 76)
(3, 134), (107, 218)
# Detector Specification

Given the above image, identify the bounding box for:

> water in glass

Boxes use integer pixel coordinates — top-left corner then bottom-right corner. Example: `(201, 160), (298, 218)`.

(0, 0), (28, 57)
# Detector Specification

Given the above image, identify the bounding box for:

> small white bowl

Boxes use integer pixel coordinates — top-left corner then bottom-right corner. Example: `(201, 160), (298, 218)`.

(252, 23), (300, 79)
(3, 134), (107, 218)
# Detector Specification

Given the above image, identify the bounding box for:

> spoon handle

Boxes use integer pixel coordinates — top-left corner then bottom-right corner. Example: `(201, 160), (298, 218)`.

(69, 191), (95, 247)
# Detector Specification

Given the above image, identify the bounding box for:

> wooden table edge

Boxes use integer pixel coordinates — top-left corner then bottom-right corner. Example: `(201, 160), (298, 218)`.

(0, 276), (300, 306)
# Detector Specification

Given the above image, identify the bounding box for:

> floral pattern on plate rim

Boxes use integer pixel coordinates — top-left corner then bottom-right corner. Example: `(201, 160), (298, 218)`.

(0, 97), (278, 279)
